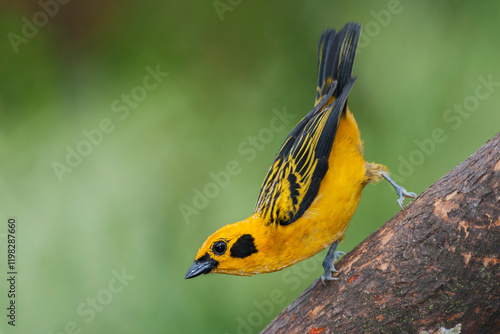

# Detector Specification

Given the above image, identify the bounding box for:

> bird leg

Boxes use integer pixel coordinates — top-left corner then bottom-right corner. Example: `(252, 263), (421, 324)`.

(321, 241), (345, 283)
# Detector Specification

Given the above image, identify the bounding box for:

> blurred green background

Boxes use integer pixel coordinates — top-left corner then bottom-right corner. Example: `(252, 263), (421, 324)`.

(1, 0), (499, 333)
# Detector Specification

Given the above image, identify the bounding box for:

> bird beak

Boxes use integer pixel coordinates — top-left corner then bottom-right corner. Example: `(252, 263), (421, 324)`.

(185, 255), (218, 279)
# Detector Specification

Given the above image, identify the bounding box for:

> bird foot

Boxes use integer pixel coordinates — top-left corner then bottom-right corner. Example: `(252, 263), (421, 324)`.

(321, 245), (345, 284)
(382, 173), (418, 209)
(396, 186), (418, 209)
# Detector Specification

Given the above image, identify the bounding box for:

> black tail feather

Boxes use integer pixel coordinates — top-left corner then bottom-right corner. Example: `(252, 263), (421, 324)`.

(315, 23), (361, 106)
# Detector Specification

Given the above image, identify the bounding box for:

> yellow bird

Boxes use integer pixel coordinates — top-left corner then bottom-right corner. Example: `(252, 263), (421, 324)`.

(185, 23), (416, 282)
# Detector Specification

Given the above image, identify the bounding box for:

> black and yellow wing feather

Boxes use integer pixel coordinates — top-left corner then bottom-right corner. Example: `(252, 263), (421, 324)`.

(254, 23), (361, 226)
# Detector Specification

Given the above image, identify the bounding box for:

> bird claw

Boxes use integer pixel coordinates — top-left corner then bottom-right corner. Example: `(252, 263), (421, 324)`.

(321, 272), (339, 285)
(321, 248), (345, 284)
(396, 188), (418, 209)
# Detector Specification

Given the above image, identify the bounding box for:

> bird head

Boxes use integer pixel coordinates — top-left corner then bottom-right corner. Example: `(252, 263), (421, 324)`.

(185, 218), (265, 279)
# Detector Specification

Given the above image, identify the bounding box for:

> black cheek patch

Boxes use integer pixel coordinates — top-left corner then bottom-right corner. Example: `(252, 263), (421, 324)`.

(230, 234), (258, 258)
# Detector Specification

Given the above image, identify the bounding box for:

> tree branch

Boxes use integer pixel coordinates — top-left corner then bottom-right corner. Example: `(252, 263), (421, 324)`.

(262, 132), (500, 334)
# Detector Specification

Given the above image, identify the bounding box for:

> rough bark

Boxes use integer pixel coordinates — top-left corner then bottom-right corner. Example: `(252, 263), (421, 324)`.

(262, 132), (500, 334)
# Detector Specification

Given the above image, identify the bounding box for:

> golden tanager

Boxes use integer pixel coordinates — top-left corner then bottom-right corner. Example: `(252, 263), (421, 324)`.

(185, 22), (417, 282)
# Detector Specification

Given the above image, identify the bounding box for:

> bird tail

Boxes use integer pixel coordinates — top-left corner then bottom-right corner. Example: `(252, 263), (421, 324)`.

(314, 23), (361, 108)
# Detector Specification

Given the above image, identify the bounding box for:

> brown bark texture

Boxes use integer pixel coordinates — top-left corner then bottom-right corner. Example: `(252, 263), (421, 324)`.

(262, 132), (500, 334)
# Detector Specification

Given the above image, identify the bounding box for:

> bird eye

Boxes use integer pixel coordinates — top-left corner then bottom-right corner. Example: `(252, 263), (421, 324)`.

(212, 240), (227, 255)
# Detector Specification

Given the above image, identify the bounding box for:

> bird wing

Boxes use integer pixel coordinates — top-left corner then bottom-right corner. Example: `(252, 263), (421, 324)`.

(254, 23), (360, 226)
(254, 79), (355, 226)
